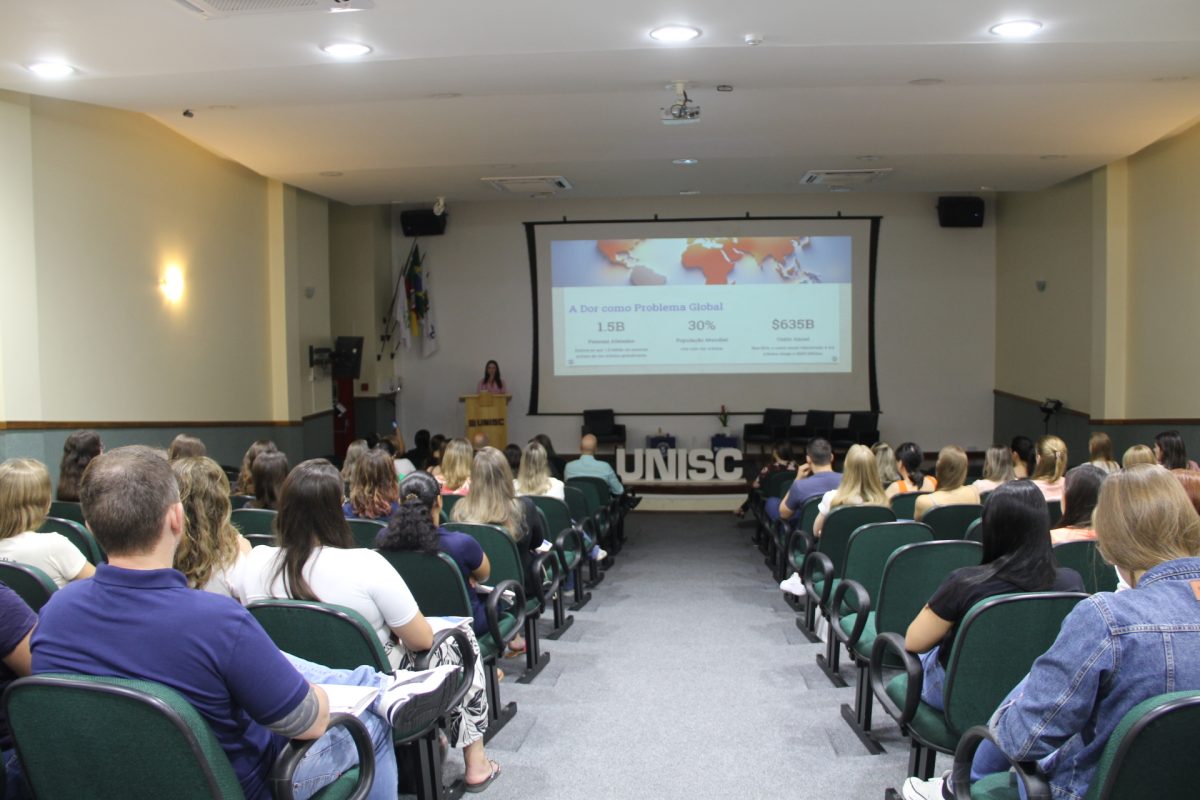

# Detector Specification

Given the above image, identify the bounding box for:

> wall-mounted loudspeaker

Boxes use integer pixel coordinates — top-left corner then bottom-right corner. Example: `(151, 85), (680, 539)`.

(937, 196), (985, 228)
(399, 209), (448, 237)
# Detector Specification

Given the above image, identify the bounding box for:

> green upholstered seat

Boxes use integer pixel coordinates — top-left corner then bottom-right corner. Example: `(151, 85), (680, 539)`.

(230, 508), (277, 537)
(38, 515), (106, 564)
(230, 494), (255, 510)
(920, 503), (983, 540)
(964, 517), (984, 542)
(890, 492), (930, 520)
(440, 493), (462, 517)
(347, 518), (386, 549)
(0, 562), (57, 612)
(48, 500), (85, 525)
(800, 505), (896, 635)
(3, 673), (371, 800)
(1053, 539), (1118, 594)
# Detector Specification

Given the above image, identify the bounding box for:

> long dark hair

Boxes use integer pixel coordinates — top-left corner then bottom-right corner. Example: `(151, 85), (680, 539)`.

(895, 442), (925, 488)
(1155, 430), (1189, 470)
(1058, 464), (1106, 529)
(975, 480), (1057, 589)
(58, 430), (102, 502)
(251, 451), (290, 511)
(377, 471), (440, 554)
(481, 359), (503, 388)
(273, 459), (354, 602)
(1010, 435), (1036, 476)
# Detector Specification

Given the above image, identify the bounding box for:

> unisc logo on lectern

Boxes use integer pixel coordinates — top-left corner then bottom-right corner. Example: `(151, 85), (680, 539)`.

(616, 448), (742, 482)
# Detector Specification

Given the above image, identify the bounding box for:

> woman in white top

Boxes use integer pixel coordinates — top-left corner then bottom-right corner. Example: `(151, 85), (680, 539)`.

(171, 456), (251, 599)
(236, 459), (500, 790)
(1031, 434), (1069, 502)
(973, 445), (1015, 494)
(813, 444), (889, 537)
(0, 458), (94, 588)
(915, 445), (982, 519)
(513, 441), (565, 500)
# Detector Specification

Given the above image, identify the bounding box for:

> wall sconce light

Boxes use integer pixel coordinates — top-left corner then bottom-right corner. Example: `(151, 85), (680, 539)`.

(161, 264), (185, 304)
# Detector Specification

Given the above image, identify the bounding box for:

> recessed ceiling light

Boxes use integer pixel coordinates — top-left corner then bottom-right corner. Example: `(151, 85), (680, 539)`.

(649, 25), (702, 43)
(27, 61), (75, 79)
(679, 190), (701, 196)
(319, 171), (344, 177)
(320, 42), (371, 58)
(857, 155), (882, 162)
(530, 192), (554, 199)
(1039, 154), (1067, 160)
(716, 84), (734, 92)
(908, 78), (944, 86)
(980, 186), (995, 191)
(988, 19), (1043, 38)
(672, 158), (699, 166)
(1152, 76), (1191, 83)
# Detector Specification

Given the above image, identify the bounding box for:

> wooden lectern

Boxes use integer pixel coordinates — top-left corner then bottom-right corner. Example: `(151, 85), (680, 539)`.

(460, 394), (510, 448)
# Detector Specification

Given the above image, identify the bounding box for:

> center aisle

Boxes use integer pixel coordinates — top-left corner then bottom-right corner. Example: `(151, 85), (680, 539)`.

(470, 512), (919, 800)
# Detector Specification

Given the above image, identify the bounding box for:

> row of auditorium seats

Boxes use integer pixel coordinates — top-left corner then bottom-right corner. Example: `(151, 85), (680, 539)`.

(0, 474), (631, 799)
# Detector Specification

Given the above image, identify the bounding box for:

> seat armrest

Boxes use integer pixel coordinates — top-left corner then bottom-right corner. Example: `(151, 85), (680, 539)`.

(951, 726), (1052, 800)
(530, 550), (560, 608)
(484, 578), (526, 648)
(553, 525), (584, 570)
(272, 713), (375, 800)
(413, 626), (476, 713)
(802, 551), (835, 607)
(830, 579), (872, 648)
(786, 526), (815, 572)
(869, 632), (924, 726)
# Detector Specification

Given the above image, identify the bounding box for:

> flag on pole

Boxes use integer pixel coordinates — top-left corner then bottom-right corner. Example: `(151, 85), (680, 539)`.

(421, 257), (439, 357)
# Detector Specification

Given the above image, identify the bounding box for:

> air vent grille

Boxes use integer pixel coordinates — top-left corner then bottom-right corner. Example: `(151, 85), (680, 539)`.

(171, 0), (372, 18)
(481, 176), (574, 194)
(800, 168), (893, 186)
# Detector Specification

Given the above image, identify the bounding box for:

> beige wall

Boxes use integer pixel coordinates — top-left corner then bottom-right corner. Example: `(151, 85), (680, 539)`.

(1124, 121), (1200, 417)
(293, 189), (332, 418)
(329, 203), (393, 397)
(396, 193), (998, 451)
(995, 174), (1094, 413)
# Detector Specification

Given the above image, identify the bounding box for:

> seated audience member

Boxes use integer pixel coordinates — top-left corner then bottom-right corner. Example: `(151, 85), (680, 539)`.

(340, 439), (369, 485)
(236, 458), (499, 792)
(503, 444), (522, 475)
(769, 438), (841, 522)
(514, 442), (565, 501)
(471, 432), (490, 453)
(972, 445), (1015, 494)
(249, 450), (290, 511)
(0, 459), (95, 587)
(914, 446), (980, 520)
(343, 449), (401, 521)
(1010, 435), (1036, 480)
(736, 442), (797, 518)
(404, 429), (432, 472)
(1030, 435), (1069, 501)
(1154, 429), (1199, 471)
(32, 446), (458, 800)
(531, 434), (568, 480)
(172, 456), (252, 597)
(1122, 443), (1156, 469)
(813, 444), (889, 537)
(0, 583), (34, 798)
(236, 438), (277, 496)
(1173, 469), (1200, 516)
(167, 433), (207, 461)
(1050, 464), (1107, 544)
(426, 434), (447, 469)
(885, 441), (936, 499)
(436, 438), (474, 495)
(872, 442), (901, 486)
(565, 434), (637, 509)
(1088, 431), (1120, 473)
(56, 429), (102, 502)
(902, 480), (1084, 713)
(903, 465), (1200, 800)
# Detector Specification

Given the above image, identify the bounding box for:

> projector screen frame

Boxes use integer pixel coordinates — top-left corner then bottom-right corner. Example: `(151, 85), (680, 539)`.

(524, 214), (882, 417)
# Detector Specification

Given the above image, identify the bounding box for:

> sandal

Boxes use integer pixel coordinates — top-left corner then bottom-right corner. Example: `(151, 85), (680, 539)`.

(464, 760), (501, 793)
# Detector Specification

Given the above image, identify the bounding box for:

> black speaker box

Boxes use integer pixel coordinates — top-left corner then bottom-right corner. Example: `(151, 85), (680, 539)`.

(331, 336), (363, 380)
(937, 196), (985, 228)
(399, 209), (448, 237)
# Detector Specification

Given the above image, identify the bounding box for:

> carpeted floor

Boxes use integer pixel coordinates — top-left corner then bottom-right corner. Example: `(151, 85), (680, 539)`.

(436, 512), (949, 799)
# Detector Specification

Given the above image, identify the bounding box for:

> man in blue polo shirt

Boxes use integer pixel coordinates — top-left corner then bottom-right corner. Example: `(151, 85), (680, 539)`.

(30, 446), (452, 800)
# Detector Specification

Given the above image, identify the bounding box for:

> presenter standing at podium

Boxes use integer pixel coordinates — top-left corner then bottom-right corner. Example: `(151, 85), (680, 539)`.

(476, 360), (507, 394)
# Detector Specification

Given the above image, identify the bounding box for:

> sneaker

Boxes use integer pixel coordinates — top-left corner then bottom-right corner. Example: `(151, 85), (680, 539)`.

(901, 771), (951, 800)
(589, 544), (608, 561)
(379, 665), (461, 731)
(779, 572), (807, 597)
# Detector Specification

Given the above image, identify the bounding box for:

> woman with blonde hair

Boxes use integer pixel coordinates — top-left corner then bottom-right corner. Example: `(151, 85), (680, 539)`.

(0, 458), (94, 587)
(1123, 443), (1156, 469)
(908, 465), (1200, 800)
(973, 445), (1015, 493)
(1030, 435), (1069, 501)
(167, 434), (207, 461)
(915, 446), (981, 520)
(514, 441), (565, 500)
(344, 448), (400, 521)
(1088, 432), (1120, 473)
(340, 439), (369, 484)
(872, 442), (901, 486)
(57, 429), (102, 502)
(813, 444), (889, 536)
(171, 456), (251, 597)
(436, 437), (473, 495)
(235, 438), (276, 495)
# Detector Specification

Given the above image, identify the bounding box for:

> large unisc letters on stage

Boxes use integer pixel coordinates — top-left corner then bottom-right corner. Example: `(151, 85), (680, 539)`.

(616, 448), (742, 483)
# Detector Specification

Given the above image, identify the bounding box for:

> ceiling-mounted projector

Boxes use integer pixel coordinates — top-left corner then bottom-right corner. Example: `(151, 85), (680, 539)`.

(661, 81), (701, 125)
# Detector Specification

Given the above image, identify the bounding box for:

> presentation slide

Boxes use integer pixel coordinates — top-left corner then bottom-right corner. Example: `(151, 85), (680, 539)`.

(550, 236), (852, 376)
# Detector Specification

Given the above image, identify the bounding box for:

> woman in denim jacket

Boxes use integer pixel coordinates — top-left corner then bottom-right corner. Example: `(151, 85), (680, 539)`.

(904, 465), (1200, 800)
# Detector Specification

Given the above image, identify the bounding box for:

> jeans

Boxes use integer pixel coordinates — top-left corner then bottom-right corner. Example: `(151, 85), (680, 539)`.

(4, 747), (27, 799)
(284, 654), (398, 800)
(919, 647), (946, 711)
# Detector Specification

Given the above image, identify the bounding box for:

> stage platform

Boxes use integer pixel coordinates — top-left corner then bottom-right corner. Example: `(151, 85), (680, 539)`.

(626, 480), (745, 512)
